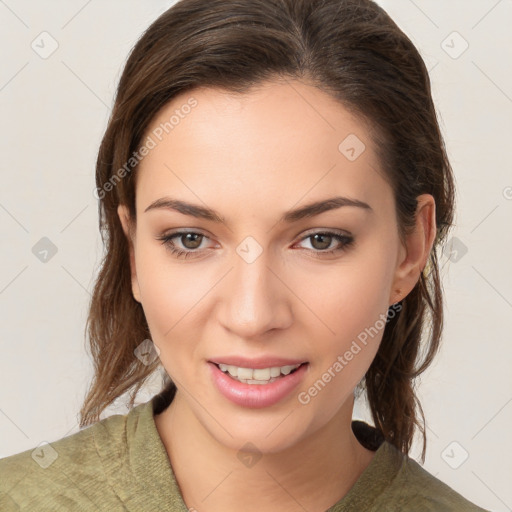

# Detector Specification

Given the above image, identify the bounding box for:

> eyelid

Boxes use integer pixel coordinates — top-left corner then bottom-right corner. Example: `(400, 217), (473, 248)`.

(163, 229), (217, 247)
(296, 227), (353, 239)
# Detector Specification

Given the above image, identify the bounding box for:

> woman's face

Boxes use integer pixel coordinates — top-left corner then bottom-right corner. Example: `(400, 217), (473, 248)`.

(118, 78), (424, 453)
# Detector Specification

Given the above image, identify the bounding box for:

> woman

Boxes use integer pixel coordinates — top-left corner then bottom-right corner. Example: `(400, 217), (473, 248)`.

(0, 0), (490, 510)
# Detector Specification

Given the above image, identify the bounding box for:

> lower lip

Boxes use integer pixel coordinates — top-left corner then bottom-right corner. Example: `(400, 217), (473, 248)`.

(208, 362), (308, 408)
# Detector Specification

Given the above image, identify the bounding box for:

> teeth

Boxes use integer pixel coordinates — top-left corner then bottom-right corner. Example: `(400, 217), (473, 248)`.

(253, 368), (271, 381)
(280, 365), (296, 375)
(269, 367), (281, 378)
(216, 363), (302, 383)
(237, 367), (253, 380)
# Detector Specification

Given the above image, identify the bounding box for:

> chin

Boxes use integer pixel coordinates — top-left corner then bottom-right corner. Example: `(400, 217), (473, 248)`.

(195, 398), (324, 454)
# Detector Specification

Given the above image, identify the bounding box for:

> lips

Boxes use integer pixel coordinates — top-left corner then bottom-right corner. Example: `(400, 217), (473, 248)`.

(208, 358), (309, 408)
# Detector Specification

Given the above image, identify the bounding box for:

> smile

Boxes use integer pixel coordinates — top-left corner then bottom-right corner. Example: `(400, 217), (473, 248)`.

(209, 361), (309, 408)
(216, 363), (302, 384)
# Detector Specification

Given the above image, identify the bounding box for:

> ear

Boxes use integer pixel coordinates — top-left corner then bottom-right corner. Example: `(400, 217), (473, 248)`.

(389, 194), (436, 305)
(117, 204), (142, 303)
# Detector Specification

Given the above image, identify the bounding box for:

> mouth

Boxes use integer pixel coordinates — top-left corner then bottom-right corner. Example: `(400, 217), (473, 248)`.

(213, 362), (306, 385)
(208, 359), (309, 408)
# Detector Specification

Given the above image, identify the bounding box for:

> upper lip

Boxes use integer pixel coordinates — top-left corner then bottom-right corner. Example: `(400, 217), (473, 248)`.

(209, 356), (308, 369)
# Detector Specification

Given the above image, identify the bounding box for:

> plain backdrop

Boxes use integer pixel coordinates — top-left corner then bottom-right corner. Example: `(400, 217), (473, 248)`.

(1, 1), (511, 510)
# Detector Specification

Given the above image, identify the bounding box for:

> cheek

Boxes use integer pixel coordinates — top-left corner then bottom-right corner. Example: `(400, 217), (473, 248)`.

(302, 240), (397, 399)
(133, 243), (207, 343)
(134, 251), (210, 386)
(310, 247), (396, 342)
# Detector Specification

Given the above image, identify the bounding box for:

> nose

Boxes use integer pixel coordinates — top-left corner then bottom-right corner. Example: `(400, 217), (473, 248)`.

(218, 249), (293, 340)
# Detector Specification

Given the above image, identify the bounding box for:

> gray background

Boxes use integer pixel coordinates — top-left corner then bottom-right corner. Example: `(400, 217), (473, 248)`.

(1, 1), (511, 510)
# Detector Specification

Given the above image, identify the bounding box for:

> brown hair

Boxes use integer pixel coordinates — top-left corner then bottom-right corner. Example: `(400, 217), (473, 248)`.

(79, 0), (454, 462)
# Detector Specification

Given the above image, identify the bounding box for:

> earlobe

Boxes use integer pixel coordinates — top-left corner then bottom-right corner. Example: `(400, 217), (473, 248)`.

(389, 194), (436, 305)
(117, 205), (142, 304)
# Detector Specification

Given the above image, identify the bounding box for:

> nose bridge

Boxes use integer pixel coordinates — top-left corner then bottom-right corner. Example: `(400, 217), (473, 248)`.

(221, 240), (290, 337)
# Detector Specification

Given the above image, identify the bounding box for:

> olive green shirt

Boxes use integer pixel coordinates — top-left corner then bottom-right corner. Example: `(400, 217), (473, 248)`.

(0, 393), (489, 511)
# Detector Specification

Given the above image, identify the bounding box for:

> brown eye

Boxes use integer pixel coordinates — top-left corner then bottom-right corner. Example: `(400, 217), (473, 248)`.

(309, 233), (334, 250)
(296, 231), (354, 257)
(156, 231), (212, 259)
(179, 233), (203, 249)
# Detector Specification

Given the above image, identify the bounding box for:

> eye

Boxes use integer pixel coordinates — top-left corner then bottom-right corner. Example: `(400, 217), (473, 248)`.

(156, 231), (213, 259)
(294, 231), (354, 257)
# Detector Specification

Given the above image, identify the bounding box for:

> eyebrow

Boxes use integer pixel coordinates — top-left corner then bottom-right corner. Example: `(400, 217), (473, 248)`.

(144, 195), (373, 223)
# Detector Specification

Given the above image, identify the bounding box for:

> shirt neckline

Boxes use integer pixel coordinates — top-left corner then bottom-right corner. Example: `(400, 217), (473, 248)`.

(96, 395), (403, 511)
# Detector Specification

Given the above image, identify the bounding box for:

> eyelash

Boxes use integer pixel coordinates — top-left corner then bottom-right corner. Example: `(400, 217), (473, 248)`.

(156, 230), (354, 260)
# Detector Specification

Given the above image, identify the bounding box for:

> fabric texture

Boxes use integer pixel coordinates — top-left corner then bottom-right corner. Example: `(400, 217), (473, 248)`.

(0, 391), (490, 511)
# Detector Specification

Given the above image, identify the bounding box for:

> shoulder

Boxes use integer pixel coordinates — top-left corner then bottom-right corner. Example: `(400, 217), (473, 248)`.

(377, 443), (490, 512)
(0, 409), (131, 510)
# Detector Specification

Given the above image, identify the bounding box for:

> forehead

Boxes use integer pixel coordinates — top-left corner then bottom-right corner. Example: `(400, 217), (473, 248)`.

(136, 79), (392, 220)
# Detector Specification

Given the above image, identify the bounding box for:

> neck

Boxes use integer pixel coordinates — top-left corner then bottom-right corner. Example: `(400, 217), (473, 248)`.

(154, 392), (375, 512)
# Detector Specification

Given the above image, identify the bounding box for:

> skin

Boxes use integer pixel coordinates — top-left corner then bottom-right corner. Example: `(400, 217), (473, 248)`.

(118, 78), (436, 512)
